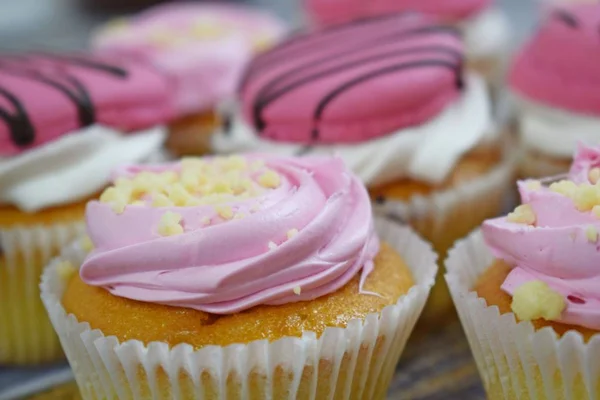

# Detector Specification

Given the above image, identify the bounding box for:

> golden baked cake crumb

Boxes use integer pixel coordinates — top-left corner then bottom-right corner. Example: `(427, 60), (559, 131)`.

(62, 243), (413, 348)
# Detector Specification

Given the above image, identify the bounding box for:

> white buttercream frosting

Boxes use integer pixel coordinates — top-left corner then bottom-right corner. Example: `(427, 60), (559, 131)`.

(0, 125), (166, 213)
(463, 7), (510, 59)
(515, 95), (600, 159)
(212, 74), (492, 186)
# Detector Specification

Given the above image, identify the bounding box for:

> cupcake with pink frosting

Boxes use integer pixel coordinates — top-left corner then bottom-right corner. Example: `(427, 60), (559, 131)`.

(509, 3), (600, 178)
(0, 52), (172, 365)
(446, 144), (600, 399)
(92, 2), (288, 156)
(213, 12), (516, 323)
(303, 0), (510, 88)
(41, 154), (437, 399)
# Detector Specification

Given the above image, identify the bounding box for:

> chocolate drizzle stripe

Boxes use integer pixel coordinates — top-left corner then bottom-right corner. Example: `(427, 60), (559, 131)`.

(39, 53), (129, 77)
(553, 10), (579, 28)
(253, 44), (462, 131)
(240, 18), (458, 91)
(256, 30), (461, 99)
(0, 86), (34, 146)
(0, 55), (129, 148)
(311, 59), (459, 139)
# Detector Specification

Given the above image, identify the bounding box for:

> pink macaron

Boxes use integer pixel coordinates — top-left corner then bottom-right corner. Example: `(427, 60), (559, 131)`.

(305, 0), (492, 27)
(0, 53), (175, 156)
(509, 3), (600, 116)
(239, 13), (464, 144)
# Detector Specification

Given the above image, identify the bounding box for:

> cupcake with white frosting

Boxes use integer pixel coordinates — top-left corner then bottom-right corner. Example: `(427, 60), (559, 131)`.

(41, 154), (437, 399)
(509, 3), (600, 178)
(212, 13), (516, 323)
(0, 52), (171, 365)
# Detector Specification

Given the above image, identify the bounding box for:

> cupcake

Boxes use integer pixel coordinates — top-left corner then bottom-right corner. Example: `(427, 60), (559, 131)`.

(0, 52), (172, 365)
(446, 144), (600, 399)
(509, 3), (600, 178)
(41, 154), (437, 399)
(212, 13), (515, 323)
(303, 0), (510, 89)
(92, 2), (288, 157)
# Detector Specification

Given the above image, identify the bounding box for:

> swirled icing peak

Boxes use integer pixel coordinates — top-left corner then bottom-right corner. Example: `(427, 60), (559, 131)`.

(81, 154), (379, 314)
(482, 144), (600, 330)
(509, 4), (600, 116)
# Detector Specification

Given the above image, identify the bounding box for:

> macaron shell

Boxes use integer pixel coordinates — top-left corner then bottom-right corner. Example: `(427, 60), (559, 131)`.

(0, 54), (175, 156)
(305, 0), (492, 26)
(240, 14), (464, 144)
(509, 4), (600, 116)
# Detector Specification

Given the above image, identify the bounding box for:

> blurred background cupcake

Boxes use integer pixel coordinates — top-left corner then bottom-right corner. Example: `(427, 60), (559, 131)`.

(41, 154), (437, 399)
(446, 144), (600, 399)
(0, 52), (171, 365)
(303, 0), (511, 92)
(212, 12), (516, 324)
(509, 3), (600, 178)
(92, 2), (288, 157)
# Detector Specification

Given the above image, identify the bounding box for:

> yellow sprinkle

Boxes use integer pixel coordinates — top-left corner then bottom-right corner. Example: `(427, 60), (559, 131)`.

(573, 184), (600, 212)
(592, 205), (600, 219)
(293, 286), (302, 295)
(80, 236), (94, 253)
(211, 181), (233, 194)
(589, 168), (600, 184)
(131, 201), (145, 206)
(507, 204), (536, 225)
(152, 193), (174, 208)
(250, 160), (265, 171)
(158, 171), (179, 185)
(258, 169), (281, 189)
(250, 204), (261, 213)
(287, 229), (299, 240)
(268, 241), (277, 250)
(525, 180), (542, 191)
(234, 212), (246, 220)
(549, 180), (578, 198)
(167, 183), (193, 206)
(511, 280), (565, 322)
(225, 155), (247, 170)
(215, 205), (234, 220)
(157, 211), (184, 237)
(586, 225), (598, 243)
(201, 216), (211, 226)
(57, 261), (76, 281)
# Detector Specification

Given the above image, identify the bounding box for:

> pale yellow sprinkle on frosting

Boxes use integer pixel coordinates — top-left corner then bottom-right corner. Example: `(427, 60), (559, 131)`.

(158, 212), (184, 237)
(507, 204), (536, 225)
(511, 280), (565, 322)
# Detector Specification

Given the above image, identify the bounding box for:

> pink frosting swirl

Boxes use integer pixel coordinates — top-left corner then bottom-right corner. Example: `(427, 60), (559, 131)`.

(483, 144), (600, 330)
(81, 155), (379, 314)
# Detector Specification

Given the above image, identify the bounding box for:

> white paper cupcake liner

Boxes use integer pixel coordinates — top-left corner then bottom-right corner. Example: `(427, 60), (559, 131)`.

(445, 230), (600, 400)
(40, 218), (436, 400)
(0, 222), (84, 365)
(373, 138), (516, 321)
(372, 138), (516, 241)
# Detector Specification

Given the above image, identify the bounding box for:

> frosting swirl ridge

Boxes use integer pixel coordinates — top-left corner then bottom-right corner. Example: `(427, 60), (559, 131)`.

(81, 155), (379, 314)
(482, 144), (600, 330)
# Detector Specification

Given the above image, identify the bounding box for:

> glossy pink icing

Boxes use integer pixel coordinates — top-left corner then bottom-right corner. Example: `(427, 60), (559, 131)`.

(305, 0), (492, 27)
(240, 13), (464, 144)
(0, 53), (175, 156)
(93, 3), (288, 116)
(80, 155), (380, 314)
(509, 4), (600, 116)
(482, 144), (600, 330)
